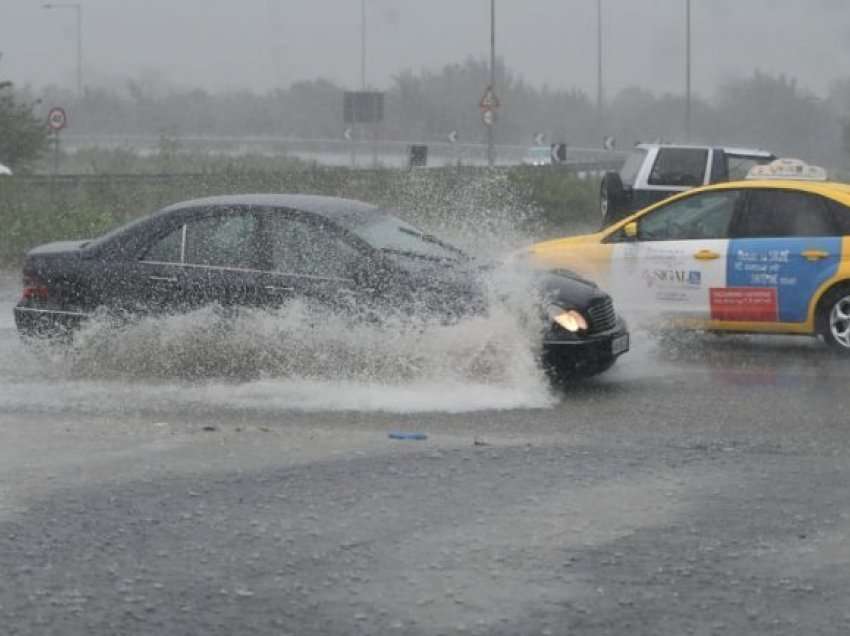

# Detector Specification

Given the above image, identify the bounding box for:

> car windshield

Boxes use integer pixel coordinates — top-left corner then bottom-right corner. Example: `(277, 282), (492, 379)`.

(619, 148), (646, 186)
(727, 155), (773, 180)
(350, 213), (466, 261)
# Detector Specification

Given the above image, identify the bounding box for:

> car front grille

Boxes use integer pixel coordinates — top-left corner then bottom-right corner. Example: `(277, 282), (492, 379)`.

(587, 297), (617, 334)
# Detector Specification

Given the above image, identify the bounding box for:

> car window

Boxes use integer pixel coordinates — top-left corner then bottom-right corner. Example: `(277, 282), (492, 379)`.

(726, 156), (771, 181)
(637, 190), (743, 241)
(267, 216), (361, 278)
(709, 149), (729, 182)
(353, 215), (462, 261)
(143, 225), (184, 263)
(648, 148), (708, 187)
(829, 199), (850, 235)
(619, 149), (646, 186)
(733, 190), (838, 238)
(184, 212), (258, 269)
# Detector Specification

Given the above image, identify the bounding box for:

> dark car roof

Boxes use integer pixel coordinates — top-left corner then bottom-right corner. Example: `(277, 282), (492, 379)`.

(88, 194), (388, 252)
(160, 194), (384, 228)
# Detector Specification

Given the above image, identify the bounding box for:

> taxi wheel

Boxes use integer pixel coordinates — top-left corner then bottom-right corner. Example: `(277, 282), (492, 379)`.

(818, 286), (850, 353)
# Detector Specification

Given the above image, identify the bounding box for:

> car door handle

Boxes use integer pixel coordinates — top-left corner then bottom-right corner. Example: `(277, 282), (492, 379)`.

(801, 249), (830, 262)
(693, 250), (720, 261)
(264, 285), (294, 293)
(149, 275), (178, 283)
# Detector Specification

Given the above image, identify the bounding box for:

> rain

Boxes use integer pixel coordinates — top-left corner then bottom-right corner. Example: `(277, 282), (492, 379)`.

(2, 1), (850, 634)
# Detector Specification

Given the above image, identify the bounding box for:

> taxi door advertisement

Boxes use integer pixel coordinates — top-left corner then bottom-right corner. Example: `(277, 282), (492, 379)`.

(719, 237), (840, 323)
(611, 239), (728, 319)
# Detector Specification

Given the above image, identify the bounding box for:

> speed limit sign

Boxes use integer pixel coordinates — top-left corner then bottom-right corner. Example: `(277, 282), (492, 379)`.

(47, 107), (67, 131)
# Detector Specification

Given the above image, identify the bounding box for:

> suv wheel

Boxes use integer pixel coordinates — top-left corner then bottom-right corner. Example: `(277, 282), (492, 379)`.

(600, 172), (625, 228)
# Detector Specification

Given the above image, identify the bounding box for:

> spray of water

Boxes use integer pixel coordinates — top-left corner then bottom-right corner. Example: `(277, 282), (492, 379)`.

(0, 174), (571, 413)
(378, 169), (545, 260)
(25, 266), (553, 412)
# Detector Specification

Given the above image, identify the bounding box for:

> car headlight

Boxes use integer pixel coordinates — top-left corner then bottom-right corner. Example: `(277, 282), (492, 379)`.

(547, 305), (589, 333)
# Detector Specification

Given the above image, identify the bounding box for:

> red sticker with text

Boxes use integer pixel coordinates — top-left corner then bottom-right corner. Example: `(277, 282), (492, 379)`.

(710, 287), (778, 322)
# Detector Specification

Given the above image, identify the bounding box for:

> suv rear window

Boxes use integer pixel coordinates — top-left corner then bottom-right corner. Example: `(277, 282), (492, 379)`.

(648, 148), (708, 187)
(619, 149), (646, 186)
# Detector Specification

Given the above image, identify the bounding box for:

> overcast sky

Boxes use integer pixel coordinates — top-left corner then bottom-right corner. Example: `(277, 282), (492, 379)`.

(1, 0), (849, 98)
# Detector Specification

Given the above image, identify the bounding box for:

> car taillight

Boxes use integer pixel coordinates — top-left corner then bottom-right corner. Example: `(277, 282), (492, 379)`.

(21, 274), (49, 301)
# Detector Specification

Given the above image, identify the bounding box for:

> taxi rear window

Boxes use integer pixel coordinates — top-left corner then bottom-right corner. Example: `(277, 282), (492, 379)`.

(829, 199), (850, 235)
(734, 190), (838, 238)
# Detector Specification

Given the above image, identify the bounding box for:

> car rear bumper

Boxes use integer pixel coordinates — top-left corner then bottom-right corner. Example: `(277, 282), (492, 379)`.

(14, 306), (88, 338)
(541, 319), (629, 378)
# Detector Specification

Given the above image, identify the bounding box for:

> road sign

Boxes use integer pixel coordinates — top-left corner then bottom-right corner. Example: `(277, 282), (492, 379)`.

(448, 130), (458, 144)
(550, 143), (568, 163)
(479, 85), (500, 112)
(47, 107), (67, 131)
(534, 132), (546, 146)
(343, 91), (384, 124)
(408, 144), (428, 168)
(343, 127), (353, 141)
(481, 110), (497, 127)
(603, 136), (616, 151)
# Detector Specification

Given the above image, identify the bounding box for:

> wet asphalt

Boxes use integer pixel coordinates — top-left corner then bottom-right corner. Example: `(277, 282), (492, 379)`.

(2, 276), (850, 635)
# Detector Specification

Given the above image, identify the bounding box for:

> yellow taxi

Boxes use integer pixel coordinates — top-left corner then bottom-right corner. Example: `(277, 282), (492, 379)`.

(526, 159), (850, 351)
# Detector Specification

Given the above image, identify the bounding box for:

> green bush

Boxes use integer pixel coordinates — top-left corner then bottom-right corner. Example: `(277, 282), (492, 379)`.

(506, 167), (600, 236)
(0, 165), (599, 266)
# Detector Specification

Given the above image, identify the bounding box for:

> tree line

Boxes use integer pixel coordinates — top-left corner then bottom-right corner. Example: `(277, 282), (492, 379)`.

(3, 58), (850, 170)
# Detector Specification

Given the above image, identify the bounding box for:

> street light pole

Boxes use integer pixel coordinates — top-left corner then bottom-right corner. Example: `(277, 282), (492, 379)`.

(43, 3), (83, 98)
(685, 0), (692, 141)
(76, 4), (82, 97)
(487, 0), (496, 168)
(596, 0), (603, 133)
(361, 0), (366, 90)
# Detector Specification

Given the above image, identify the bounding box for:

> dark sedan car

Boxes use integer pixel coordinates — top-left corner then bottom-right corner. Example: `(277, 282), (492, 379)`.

(14, 194), (629, 378)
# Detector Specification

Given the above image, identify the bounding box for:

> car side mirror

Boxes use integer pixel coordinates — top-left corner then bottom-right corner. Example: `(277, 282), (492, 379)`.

(624, 221), (638, 239)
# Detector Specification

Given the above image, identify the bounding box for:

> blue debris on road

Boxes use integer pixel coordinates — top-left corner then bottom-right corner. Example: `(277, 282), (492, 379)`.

(388, 432), (428, 441)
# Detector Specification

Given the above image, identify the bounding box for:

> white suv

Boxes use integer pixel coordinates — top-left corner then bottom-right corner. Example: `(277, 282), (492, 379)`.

(600, 143), (774, 227)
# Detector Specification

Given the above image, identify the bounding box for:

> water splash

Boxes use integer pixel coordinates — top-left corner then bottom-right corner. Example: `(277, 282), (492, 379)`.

(0, 173), (566, 414)
(10, 267), (556, 414)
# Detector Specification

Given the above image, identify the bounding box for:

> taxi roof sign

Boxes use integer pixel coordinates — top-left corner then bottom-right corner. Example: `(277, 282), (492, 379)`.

(746, 158), (827, 182)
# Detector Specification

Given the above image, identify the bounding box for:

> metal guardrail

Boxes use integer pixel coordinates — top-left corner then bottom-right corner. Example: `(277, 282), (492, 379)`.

(9, 161), (622, 184)
(57, 133), (628, 170)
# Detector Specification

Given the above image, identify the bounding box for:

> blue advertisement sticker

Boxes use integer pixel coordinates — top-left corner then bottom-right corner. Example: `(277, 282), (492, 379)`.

(727, 238), (840, 322)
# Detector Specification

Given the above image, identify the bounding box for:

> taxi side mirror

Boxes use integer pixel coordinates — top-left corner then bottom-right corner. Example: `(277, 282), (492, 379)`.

(624, 221), (638, 239)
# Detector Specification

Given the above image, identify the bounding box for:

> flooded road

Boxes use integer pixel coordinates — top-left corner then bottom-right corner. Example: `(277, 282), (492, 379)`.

(2, 274), (850, 635)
